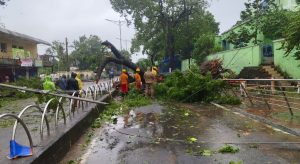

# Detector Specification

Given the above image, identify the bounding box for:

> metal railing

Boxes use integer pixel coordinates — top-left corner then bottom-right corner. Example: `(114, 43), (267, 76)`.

(225, 79), (300, 118)
(0, 80), (115, 158)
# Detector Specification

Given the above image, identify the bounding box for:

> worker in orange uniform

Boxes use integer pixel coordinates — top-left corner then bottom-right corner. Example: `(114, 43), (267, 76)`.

(134, 67), (142, 90)
(120, 69), (129, 96)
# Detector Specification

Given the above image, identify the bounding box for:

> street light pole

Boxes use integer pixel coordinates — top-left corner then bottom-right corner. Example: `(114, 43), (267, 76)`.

(116, 37), (130, 51)
(105, 19), (126, 51)
(65, 37), (69, 71)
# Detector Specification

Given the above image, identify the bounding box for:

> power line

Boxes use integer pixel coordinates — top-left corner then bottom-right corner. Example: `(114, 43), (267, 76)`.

(105, 19), (126, 50)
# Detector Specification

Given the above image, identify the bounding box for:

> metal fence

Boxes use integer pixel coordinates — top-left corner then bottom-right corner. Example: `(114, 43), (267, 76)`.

(225, 79), (300, 118)
(0, 78), (119, 155)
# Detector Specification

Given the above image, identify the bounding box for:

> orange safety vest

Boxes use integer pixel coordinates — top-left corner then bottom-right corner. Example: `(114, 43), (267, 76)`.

(134, 73), (141, 83)
(120, 73), (128, 85)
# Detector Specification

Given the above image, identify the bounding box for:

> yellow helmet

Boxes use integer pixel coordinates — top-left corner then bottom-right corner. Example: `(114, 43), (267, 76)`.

(136, 68), (140, 72)
(122, 69), (126, 72)
(153, 66), (158, 70)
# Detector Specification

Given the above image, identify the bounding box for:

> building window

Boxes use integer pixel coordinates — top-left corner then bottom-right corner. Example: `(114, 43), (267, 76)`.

(12, 45), (17, 48)
(0, 43), (7, 53)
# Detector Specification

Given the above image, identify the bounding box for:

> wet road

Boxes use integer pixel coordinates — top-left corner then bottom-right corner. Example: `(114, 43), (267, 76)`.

(77, 103), (300, 164)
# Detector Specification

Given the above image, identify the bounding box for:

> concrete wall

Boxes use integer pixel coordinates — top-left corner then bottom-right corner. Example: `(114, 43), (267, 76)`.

(181, 59), (197, 72)
(207, 45), (262, 74)
(273, 39), (300, 79)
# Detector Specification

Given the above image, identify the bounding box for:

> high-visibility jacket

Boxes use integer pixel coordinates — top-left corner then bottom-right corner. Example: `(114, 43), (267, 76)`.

(134, 73), (141, 83)
(75, 74), (83, 90)
(120, 73), (128, 85)
(43, 76), (56, 91)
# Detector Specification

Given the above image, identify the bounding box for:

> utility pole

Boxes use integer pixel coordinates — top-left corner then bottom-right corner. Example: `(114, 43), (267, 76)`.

(65, 37), (69, 71)
(116, 37), (130, 51)
(105, 19), (126, 51)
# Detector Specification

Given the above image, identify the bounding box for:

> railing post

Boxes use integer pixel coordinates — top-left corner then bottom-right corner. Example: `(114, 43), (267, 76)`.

(297, 81), (300, 94)
(271, 77), (276, 94)
(240, 81), (253, 105)
(279, 86), (294, 117)
(258, 85), (271, 110)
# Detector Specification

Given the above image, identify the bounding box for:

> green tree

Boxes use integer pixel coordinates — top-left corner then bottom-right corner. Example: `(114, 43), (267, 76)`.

(135, 58), (152, 71)
(0, 0), (9, 5)
(70, 35), (106, 70)
(227, 0), (282, 46)
(282, 10), (300, 60)
(120, 49), (132, 62)
(192, 32), (219, 63)
(110, 0), (211, 70)
(46, 41), (67, 71)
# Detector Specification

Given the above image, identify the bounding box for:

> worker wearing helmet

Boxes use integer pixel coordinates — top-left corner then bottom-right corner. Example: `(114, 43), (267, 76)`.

(134, 67), (142, 90)
(120, 69), (129, 95)
(152, 66), (158, 76)
(144, 67), (156, 98)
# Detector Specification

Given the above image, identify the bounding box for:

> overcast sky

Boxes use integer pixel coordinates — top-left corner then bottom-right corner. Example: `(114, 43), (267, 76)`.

(0, 0), (246, 62)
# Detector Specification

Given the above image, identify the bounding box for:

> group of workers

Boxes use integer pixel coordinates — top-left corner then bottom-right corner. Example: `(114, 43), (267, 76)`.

(119, 66), (158, 98)
(43, 72), (83, 92)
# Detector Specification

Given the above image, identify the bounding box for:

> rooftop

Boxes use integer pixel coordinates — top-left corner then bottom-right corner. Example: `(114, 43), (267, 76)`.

(0, 27), (51, 45)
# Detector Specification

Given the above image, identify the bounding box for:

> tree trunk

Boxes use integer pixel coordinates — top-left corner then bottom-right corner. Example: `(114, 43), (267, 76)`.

(98, 41), (146, 85)
(166, 31), (175, 71)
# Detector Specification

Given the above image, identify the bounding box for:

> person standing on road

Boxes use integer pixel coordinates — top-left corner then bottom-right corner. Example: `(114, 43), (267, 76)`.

(43, 75), (56, 91)
(134, 67), (142, 90)
(67, 72), (79, 91)
(109, 68), (114, 80)
(76, 73), (83, 90)
(144, 67), (156, 98)
(67, 72), (80, 109)
(57, 75), (67, 90)
(120, 69), (129, 96)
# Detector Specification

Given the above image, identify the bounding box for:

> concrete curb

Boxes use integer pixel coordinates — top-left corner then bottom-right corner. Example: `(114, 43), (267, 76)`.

(21, 92), (115, 164)
(211, 102), (300, 137)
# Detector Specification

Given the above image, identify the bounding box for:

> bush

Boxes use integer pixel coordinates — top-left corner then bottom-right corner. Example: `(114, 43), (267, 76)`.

(155, 67), (228, 103)
(13, 77), (42, 99)
(13, 77), (42, 89)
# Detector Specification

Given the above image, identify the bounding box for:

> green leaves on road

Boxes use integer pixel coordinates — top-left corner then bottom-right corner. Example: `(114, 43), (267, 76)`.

(218, 144), (240, 154)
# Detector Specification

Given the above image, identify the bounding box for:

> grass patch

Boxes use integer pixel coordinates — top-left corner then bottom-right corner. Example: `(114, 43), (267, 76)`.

(0, 119), (14, 128)
(229, 161), (243, 164)
(218, 144), (239, 154)
(271, 111), (300, 124)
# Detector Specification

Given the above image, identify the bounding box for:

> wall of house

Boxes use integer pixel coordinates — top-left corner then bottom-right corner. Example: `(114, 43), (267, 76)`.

(0, 34), (38, 59)
(12, 39), (38, 59)
(0, 35), (12, 58)
(273, 39), (300, 79)
(207, 45), (261, 74)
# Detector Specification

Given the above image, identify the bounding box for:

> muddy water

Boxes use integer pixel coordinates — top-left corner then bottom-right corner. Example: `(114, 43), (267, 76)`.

(78, 103), (300, 164)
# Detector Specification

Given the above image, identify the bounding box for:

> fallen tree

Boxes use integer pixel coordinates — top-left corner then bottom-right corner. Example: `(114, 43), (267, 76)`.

(97, 41), (145, 84)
